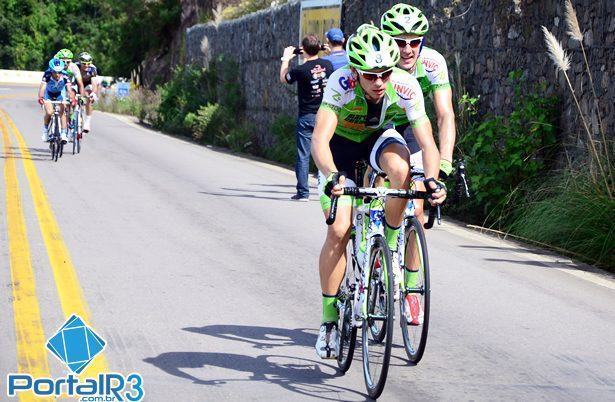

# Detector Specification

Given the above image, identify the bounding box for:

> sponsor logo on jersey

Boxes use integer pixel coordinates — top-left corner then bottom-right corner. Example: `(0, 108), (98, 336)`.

(421, 58), (440, 73)
(339, 75), (356, 91)
(393, 82), (417, 101)
(345, 114), (365, 124)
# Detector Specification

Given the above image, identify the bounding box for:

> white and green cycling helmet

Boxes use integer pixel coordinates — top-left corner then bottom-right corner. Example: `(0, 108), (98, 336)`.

(346, 24), (400, 71)
(381, 4), (429, 37)
(79, 52), (93, 63)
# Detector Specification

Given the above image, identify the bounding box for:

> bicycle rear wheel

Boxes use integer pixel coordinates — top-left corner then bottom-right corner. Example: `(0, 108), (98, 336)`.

(400, 216), (430, 364)
(362, 235), (393, 399)
(337, 240), (357, 373)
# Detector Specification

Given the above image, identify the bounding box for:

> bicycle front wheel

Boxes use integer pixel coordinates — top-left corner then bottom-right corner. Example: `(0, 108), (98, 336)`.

(400, 216), (430, 364)
(337, 240), (357, 372)
(362, 235), (394, 399)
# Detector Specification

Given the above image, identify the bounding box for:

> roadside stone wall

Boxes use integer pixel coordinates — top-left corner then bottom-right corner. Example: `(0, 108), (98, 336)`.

(186, 0), (614, 154)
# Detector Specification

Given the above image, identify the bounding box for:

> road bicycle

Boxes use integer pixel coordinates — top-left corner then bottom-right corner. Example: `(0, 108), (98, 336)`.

(327, 164), (432, 399)
(68, 95), (85, 154)
(46, 100), (65, 162)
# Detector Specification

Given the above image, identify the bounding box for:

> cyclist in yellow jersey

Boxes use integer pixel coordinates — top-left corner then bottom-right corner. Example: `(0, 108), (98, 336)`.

(311, 25), (446, 359)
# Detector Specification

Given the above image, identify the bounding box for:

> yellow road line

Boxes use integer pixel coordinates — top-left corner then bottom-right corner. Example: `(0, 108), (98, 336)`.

(1, 110), (53, 402)
(0, 108), (109, 376)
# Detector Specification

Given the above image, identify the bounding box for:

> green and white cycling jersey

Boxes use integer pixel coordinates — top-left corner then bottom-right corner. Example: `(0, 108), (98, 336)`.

(319, 66), (428, 143)
(393, 46), (450, 126)
(64, 62), (82, 86)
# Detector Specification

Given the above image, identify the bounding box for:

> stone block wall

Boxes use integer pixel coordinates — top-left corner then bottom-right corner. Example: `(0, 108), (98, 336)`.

(186, 0), (614, 155)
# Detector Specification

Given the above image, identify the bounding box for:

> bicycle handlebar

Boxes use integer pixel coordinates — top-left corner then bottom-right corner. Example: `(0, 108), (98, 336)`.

(326, 186), (433, 226)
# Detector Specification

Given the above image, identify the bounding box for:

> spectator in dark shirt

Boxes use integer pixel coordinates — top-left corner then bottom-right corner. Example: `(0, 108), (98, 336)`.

(322, 28), (347, 71)
(279, 34), (334, 201)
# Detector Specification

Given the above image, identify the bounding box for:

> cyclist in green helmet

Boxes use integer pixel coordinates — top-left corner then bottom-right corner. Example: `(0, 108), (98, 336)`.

(55, 48), (85, 99)
(311, 24), (446, 359)
(381, 3), (457, 327)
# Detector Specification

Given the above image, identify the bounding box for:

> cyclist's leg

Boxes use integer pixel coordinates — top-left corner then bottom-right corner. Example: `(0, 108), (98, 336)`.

(84, 85), (93, 131)
(58, 95), (68, 142)
(369, 128), (411, 247)
(42, 94), (54, 141)
(409, 150), (426, 225)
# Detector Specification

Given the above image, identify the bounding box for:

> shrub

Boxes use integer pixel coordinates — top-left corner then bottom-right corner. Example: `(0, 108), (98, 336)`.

(455, 72), (559, 220)
(98, 87), (160, 126)
(157, 65), (216, 134)
(263, 115), (296, 166)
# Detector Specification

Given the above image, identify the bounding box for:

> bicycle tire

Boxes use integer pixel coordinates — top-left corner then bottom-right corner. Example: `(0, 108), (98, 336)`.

(362, 235), (394, 399)
(400, 216), (430, 364)
(53, 117), (60, 162)
(337, 241), (357, 373)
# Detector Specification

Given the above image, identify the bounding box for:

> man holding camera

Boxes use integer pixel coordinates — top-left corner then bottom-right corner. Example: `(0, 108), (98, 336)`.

(280, 35), (334, 201)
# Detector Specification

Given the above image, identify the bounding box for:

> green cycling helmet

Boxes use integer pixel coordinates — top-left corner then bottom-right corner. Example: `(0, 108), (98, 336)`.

(381, 4), (429, 37)
(55, 48), (73, 60)
(346, 25), (400, 71)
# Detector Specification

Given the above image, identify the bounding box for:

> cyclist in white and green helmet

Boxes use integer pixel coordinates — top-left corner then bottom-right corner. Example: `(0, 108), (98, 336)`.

(55, 48), (85, 98)
(312, 24), (446, 359)
(76, 51), (100, 133)
(381, 3), (457, 327)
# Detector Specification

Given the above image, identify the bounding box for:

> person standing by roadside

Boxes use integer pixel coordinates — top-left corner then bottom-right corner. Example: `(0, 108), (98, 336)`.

(280, 35), (334, 201)
(322, 28), (347, 71)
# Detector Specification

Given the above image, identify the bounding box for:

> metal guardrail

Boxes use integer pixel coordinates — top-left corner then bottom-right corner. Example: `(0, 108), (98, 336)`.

(0, 69), (114, 85)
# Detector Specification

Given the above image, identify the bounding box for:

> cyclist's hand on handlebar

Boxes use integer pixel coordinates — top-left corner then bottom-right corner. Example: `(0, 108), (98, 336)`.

(425, 178), (447, 206)
(324, 172), (346, 197)
(37, 98), (45, 105)
(331, 175), (346, 196)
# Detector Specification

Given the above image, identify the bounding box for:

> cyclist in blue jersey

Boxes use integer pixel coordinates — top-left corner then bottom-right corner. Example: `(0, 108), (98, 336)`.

(38, 58), (74, 143)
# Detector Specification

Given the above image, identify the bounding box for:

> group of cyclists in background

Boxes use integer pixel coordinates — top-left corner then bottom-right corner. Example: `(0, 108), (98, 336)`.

(38, 49), (100, 144)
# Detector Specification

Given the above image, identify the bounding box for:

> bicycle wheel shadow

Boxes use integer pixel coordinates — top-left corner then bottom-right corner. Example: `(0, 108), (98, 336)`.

(143, 325), (369, 400)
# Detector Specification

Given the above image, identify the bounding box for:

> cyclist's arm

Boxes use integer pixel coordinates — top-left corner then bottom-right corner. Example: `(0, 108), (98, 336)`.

(38, 81), (47, 99)
(433, 87), (455, 164)
(412, 119), (440, 180)
(76, 75), (85, 96)
(311, 108), (339, 177)
(396, 73), (441, 179)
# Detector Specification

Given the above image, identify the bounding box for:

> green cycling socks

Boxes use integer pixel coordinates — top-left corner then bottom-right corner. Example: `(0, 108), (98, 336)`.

(321, 294), (338, 323)
(405, 267), (419, 289)
(385, 222), (400, 252)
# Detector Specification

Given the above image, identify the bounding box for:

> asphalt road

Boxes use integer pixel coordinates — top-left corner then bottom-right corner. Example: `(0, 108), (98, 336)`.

(1, 84), (615, 401)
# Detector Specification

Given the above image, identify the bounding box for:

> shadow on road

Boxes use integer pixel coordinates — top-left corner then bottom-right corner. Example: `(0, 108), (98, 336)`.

(183, 324), (314, 350)
(144, 324), (369, 400)
(143, 352), (367, 400)
(198, 190), (292, 202)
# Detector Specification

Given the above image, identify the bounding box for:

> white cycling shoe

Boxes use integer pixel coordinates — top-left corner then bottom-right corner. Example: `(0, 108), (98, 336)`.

(315, 322), (339, 359)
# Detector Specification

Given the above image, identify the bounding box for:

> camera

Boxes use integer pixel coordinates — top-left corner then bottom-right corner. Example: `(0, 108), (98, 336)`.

(293, 48), (303, 55)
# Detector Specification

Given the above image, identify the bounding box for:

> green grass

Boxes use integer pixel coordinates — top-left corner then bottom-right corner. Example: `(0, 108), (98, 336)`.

(503, 170), (615, 269)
